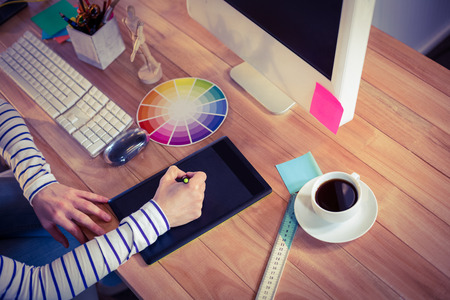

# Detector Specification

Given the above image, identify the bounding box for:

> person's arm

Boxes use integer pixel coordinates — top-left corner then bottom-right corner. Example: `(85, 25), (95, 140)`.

(0, 200), (167, 300)
(0, 166), (206, 300)
(0, 99), (111, 247)
(0, 99), (57, 201)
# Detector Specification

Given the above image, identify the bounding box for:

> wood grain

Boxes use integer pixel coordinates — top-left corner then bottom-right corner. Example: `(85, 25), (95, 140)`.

(0, 0), (449, 299)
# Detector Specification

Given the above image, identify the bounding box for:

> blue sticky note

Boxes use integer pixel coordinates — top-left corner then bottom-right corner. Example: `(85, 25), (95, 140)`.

(42, 28), (68, 39)
(276, 152), (323, 194)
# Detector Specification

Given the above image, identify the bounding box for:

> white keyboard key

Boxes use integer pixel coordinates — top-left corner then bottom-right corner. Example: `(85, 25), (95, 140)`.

(86, 107), (96, 118)
(99, 109), (108, 118)
(121, 114), (133, 125)
(103, 122), (112, 132)
(89, 134), (100, 144)
(87, 140), (106, 156)
(102, 133), (113, 144)
(93, 114), (102, 123)
(115, 109), (125, 119)
(70, 82), (86, 96)
(63, 107), (88, 129)
(46, 95), (65, 113)
(87, 120), (96, 129)
(93, 102), (103, 113)
(106, 101), (114, 110)
(56, 116), (68, 127)
(0, 62), (40, 101)
(110, 104), (120, 115)
(91, 124), (102, 134)
(84, 128), (95, 139)
(45, 105), (59, 119)
(76, 99), (88, 110)
(109, 115), (120, 127)
(34, 95), (47, 107)
(57, 117), (75, 134)
(1, 31), (134, 157)
(84, 94), (95, 106)
(116, 121), (127, 132)
(89, 86), (99, 96)
(67, 113), (79, 124)
(97, 127), (107, 138)
(104, 111), (114, 122)
(65, 123), (77, 134)
(73, 130), (87, 144)
(63, 91), (79, 108)
(98, 94), (109, 105)
(108, 127), (119, 137)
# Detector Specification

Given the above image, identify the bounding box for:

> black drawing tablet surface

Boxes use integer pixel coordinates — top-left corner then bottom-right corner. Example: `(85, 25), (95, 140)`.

(109, 136), (272, 264)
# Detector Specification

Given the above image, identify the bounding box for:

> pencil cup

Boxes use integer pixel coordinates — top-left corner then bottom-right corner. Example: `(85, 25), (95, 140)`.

(67, 17), (125, 70)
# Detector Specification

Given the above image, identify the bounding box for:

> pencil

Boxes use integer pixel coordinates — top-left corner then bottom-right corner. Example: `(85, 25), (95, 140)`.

(59, 12), (79, 28)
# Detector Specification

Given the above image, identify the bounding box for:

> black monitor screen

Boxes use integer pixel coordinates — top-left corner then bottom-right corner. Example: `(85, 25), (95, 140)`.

(224, 0), (342, 80)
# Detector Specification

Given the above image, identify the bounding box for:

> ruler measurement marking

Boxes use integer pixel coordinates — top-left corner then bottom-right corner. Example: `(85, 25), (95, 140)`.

(256, 194), (298, 300)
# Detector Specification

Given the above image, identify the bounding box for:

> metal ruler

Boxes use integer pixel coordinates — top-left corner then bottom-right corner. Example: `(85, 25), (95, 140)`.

(255, 193), (298, 300)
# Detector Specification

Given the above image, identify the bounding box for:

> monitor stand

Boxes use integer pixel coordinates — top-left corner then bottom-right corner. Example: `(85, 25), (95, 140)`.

(230, 62), (295, 114)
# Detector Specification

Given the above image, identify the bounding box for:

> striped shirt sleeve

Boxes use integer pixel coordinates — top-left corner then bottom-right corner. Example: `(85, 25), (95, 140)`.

(0, 200), (170, 300)
(0, 99), (57, 203)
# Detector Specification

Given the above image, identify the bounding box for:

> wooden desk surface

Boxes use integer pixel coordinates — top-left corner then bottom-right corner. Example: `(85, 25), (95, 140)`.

(1, 0), (449, 299)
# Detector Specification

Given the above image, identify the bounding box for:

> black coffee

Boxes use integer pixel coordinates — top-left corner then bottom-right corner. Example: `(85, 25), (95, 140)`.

(315, 179), (358, 212)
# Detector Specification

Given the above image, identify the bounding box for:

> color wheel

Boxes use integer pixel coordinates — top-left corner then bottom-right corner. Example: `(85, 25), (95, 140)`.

(137, 78), (228, 146)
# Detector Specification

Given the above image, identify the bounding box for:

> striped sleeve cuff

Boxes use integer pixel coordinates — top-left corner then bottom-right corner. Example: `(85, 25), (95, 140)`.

(0, 100), (58, 204)
(94, 200), (170, 270)
(27, 174), (58, 204)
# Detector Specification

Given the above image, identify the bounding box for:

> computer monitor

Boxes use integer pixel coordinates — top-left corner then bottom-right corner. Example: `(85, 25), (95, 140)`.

(187, 0), (375, 126)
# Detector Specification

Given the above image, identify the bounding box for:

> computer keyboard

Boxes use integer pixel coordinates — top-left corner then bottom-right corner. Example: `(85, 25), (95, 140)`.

(0, 31), (133, 157)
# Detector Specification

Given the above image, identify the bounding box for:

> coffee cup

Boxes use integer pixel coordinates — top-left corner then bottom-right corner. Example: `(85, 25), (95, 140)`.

(310, 172), (362, 223)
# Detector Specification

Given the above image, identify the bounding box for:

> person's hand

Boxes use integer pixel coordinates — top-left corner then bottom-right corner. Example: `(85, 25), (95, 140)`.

(32, 183), (112, 248)
(153, 165), (206, 227)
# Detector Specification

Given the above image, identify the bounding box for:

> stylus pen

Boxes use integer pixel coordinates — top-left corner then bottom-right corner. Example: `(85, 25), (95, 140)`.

(176, 175), (190, 184)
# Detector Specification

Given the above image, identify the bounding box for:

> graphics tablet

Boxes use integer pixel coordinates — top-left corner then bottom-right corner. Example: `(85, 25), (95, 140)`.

(109, 136), (272, 264)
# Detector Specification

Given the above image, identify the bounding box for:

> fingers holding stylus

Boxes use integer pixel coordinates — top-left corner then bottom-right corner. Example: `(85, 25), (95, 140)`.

(153, 166), (207, 227)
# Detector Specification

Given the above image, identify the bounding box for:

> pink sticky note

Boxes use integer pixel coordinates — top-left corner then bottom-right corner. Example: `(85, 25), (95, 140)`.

(309, 83), (343, 134)
(54, 35), (70, 44)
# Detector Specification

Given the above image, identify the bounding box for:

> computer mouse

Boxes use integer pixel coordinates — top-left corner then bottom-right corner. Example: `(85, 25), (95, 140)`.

(103, 128), (149, 166)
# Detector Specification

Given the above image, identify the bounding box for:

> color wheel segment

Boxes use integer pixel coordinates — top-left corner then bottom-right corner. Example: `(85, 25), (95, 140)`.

(137, 78), (228, 146)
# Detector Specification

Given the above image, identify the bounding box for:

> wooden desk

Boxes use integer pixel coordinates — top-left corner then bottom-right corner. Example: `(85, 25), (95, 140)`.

(1, 0), (449, 298)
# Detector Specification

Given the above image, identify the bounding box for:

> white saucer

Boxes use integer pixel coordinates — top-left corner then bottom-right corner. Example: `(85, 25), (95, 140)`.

(294, 177), (378, 243)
